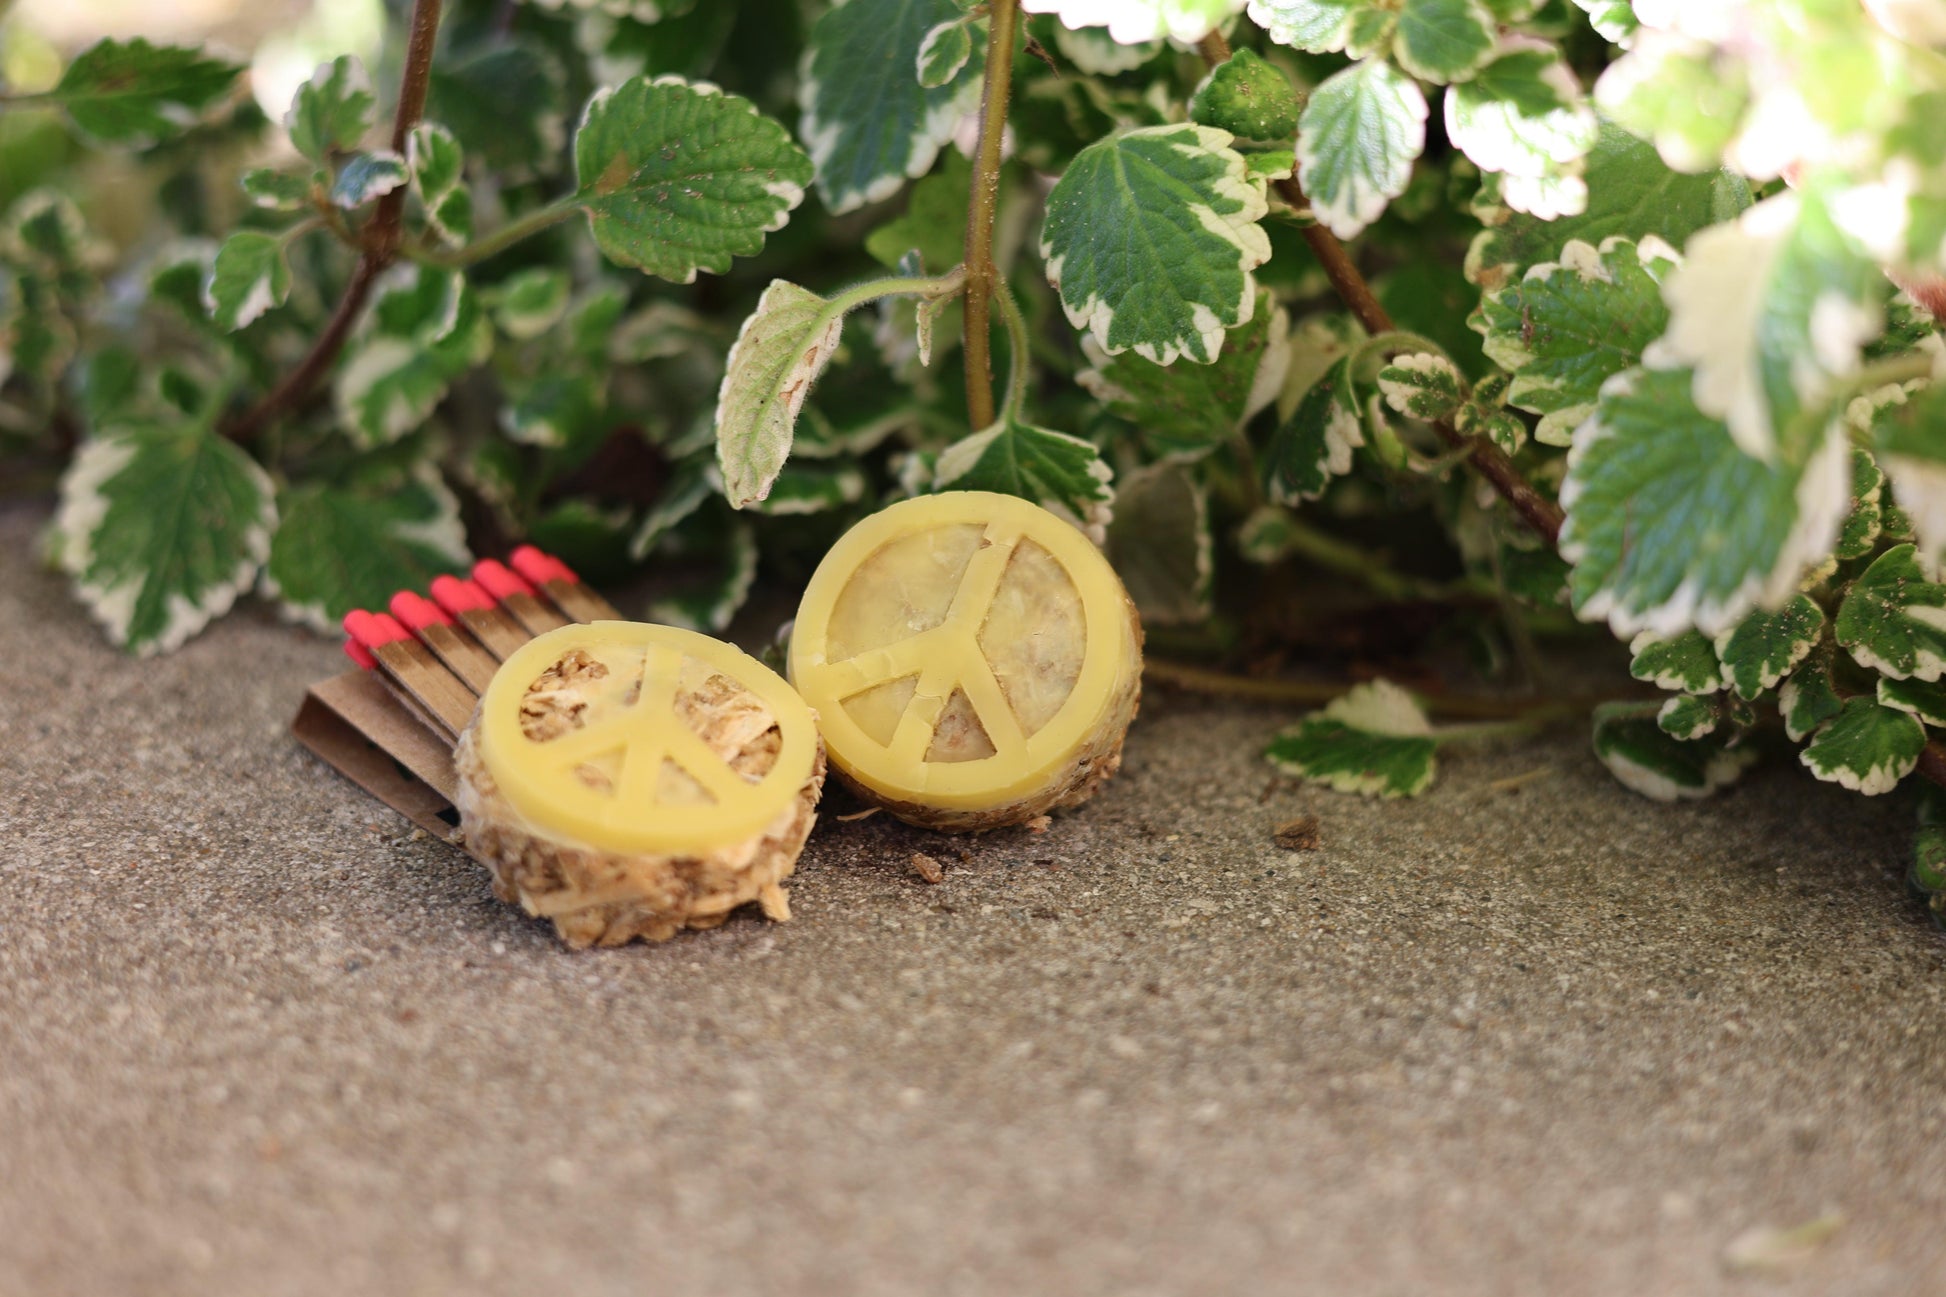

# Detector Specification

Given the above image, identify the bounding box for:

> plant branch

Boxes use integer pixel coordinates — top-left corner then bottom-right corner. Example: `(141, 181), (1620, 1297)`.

(410, 196), (580, 268)
(962, 0), (1019, 431)
(1195, 32), (1563, 547)
(222, 0), (444, 443)
(991, 274), (1032, 419)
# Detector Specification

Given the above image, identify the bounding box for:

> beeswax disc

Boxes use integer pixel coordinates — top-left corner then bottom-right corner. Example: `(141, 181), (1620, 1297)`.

(475, 621), (819, 857)
(790, 491), (1142, 829)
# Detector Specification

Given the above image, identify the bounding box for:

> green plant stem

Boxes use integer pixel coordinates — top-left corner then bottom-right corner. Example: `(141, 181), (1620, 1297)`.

(1267, 512), (1481, 602)
(221, 0), (443, 443)
(961, 0), (1019, 431)
(991, 273), (1031, 419)
(411, 196), (581, 268)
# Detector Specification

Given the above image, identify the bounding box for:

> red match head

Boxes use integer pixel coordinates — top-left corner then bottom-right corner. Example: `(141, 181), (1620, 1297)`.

(429, 575), (494, 616)
(472, 558), (536, 601)
(389, 589), (453, 633)
(510, 545), (578, 587)
(343, 609), (411, 652)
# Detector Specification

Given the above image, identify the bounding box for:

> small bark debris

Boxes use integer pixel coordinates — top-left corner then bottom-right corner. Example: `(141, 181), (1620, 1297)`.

(1273, 814), (1322, 852)
(910, 852), (945, 885)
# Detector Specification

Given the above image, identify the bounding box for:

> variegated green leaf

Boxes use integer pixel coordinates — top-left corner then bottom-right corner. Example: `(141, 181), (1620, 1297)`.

(1105, 462), (1212, 626)
(931, 414), (1116, 539)
(1628, 629), (1723, 694)
(1800, 697), (1925, 795)
(1266, 680), (1438, 799)
(1714, 594), (1824, 701)
(1835, 544), (1946, 681)
(1591, 702), (1756, 801)
(261, 470), (469, 631)
(1296, 59), (1428, 240)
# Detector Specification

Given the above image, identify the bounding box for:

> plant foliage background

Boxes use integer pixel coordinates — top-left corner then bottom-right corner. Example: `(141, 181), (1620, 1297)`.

(6, 0), (1946, 917)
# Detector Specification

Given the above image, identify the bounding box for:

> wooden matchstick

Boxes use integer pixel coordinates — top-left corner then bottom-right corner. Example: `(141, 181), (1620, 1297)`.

(343, 610), (476, 742)
(389, 590), (501, 694)
(473, 558), (571, 637)
(429, 575), (532, 660)
(510, 545), (623, 623)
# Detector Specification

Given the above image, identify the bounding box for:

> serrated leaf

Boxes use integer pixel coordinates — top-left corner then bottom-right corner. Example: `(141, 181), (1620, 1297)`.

(1570, 0), (1636, 44)
(1023, 0), (1249, 43)
(1453, 372), (1526, 453)
(1836, 447), (1885, 561)
(1879, 675), (1946, 728)
(801, 0), (987, 214)
(1265, 679), (1438, 799)
(427, 41), (566, 179)
(1867, 383), (1946, 566)
(1042, 122), (1271, 366)
(330, 151), (407, 209)
(714, 280), (847, 508)
(492, 267), (572, 340)
(1077, 289), (1289, 460)
(53, 425), (275, 655)
(1800, 697), (1925, 796)
(917, 17), (974, 89)
(1190, 48), (1300, 143)
(931, 414), (1116, 540)
(1392, 0), (1495, 83)
(574, 76), (811, 283)
(44, 37), (242, 147)
(408, 123), (472, 246)
(1466, 121), (1751, 292)
(1296, 59), (1428, 240)
(261, 472), (469, 631)
(1105, 462), (1212, 625)
(287, 57), (374, 162)
(1263, 355), (1364, 504)
(1655, 191), (1888, 462)
(1713, 594), (1824, 702)
(1444, 43), (1596, 212)
(1377, 352), (1465, 422)
(1247, 0), (1367, 52)
(241, 168), (315, 212)
(336, 268), (492, 447)
(1779, 641), (1844, 743)
(1628, 629), (1722, 693)
(1594, 37), (1748, 173)
(202, 231), (290, 332)
(1835, 544), (1946, 681)
(1657, 694), (1718, 740)
(748, 460), (868, 515)
(865, 149), (970, 273)
(1560, 366), (1850, 637)
(1590, 702), (1755, 801)
(1475, 235), (1677, 446)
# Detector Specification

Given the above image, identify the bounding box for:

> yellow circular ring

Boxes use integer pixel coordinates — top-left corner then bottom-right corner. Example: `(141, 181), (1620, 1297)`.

(790, 491), (1132, 812)
(477, 621), (818, 855)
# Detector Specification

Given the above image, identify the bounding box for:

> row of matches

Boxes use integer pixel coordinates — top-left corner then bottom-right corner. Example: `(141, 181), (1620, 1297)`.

(342, 546), (621, 748)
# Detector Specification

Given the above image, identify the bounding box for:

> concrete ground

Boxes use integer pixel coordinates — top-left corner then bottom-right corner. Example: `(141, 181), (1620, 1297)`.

(2, 498), (1943, 1297)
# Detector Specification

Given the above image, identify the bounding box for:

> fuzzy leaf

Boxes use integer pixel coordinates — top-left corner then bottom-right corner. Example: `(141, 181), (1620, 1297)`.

(1713, 595), (1824, 702)
(1590, 703), (1755, 801)
(1879, 675), (1946, 728)
(1296, 59), (1428, 240)
(408, 123), (472, 246)
(746, 461), (868, 516)
(1392, 0), (1495, 84)
(1263, 355), (1364, 504)
(287, 56), (374, 162)
(47, 38), (243, 146)
(1105, 462), (1213, 626)
(330, 151), (407, 209)
(1779, 642), (1844, 743)
(1041, 123), (1271, 366)
(1377, 352), (1465, 422)
(53, 424), (276, 655)
(1190, 48), (1300, 143)
(1077, 289), (1289, 460)
(1023, 0), (1249, 43)
(1655, 191), (1888, 462)
(1265, 680), (1438, 799)
(931, 414), (1116, 539)
(1835, 544), (1946, 681)
(335, 268), (492, 447)
(1800, 697), (1925, 796)
(1444, 44), (1596, 212)
(714, 280), (846, 509)
(1475, 235), (1677, 445)
(801, 0), (986, 214)
(574, 76), (810, 283)
(262, 473), (469, 631)
(1466, 121), (1751, 292)
(427, 41), (566, 179)
(203, 231), (290, 332)
(1628, 629), (1722, 694)
(1560, 366), (1849, 637)
(1835, 447), (1885, 561)
(916, 18), (974, 89)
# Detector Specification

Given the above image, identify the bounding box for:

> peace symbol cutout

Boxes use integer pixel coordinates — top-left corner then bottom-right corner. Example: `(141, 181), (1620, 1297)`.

(790, 492), (1138, 812)
(477, 622), (819, 855)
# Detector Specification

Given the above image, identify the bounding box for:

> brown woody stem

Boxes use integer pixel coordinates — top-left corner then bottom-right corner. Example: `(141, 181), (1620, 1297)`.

(961, 0), (1019, 431)
(223, 0), (444, 443)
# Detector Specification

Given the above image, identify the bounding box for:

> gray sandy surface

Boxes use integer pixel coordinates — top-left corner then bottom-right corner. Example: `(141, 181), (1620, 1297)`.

(2, 498), (1943, 1297)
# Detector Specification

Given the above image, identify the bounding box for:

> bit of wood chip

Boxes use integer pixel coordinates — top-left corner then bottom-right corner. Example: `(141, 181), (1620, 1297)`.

(1487, 767), (1553, 795)
(910, 852), (945, 885)
(1273, 814), (1322, 851)
(1024, 815), (1052, 834)
(1722, 1212), (1843, 1272)
(834, 807), (881, 822)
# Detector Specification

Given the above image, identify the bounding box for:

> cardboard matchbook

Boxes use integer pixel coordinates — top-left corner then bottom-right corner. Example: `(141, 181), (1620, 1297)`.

(291, 546), (623, 844)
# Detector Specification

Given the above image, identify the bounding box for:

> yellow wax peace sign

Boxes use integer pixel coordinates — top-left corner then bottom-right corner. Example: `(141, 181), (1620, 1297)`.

(790, 491), (1139, 813)
(476, 622), (818, 855)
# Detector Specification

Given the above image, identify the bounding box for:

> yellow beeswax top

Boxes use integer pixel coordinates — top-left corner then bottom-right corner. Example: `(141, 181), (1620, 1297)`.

(789, 491), (1137, 812)
(476, 621), (818, 855)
